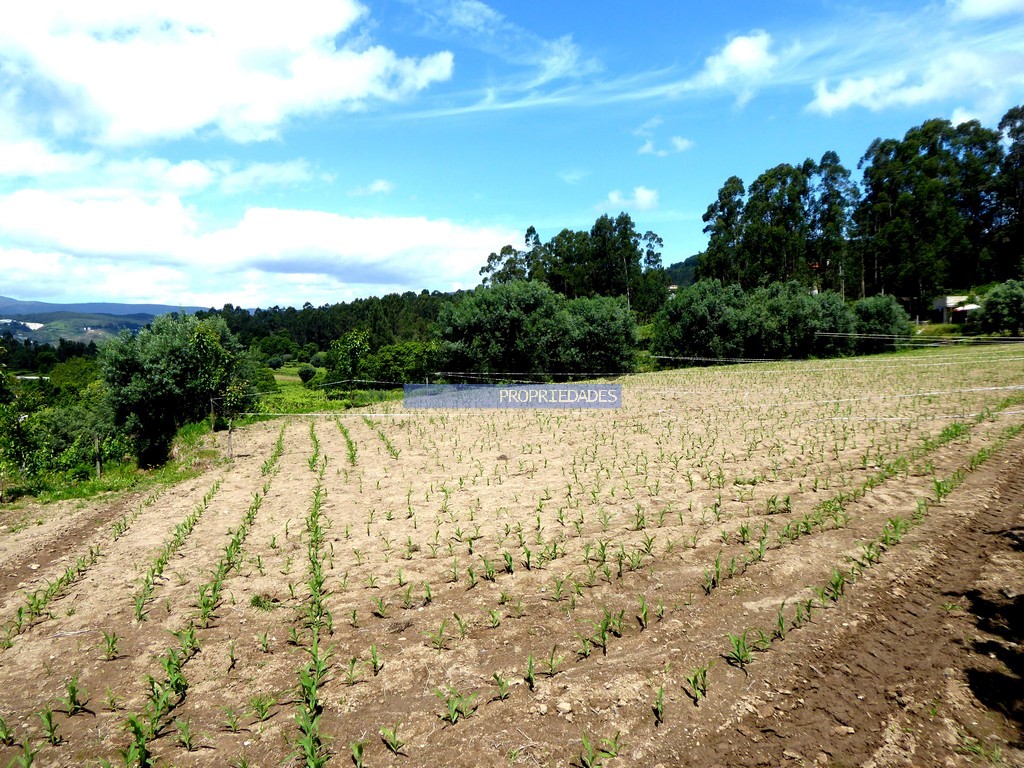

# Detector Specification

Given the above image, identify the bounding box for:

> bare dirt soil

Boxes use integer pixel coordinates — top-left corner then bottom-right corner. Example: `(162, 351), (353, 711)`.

(0, 345), (1022, 768)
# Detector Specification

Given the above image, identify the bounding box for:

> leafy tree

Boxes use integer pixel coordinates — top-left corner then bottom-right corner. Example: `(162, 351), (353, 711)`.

(810, 291), (857, 357)
(298, 363), (317, 384)
(544, 228), (593, 298)
(556, 296), (638, 374)
(586, 213), (645, 304)
(0, 347), (12, 405)
(745, 281), (820, 359)
(740, 161), (814, 287)
(479, 228), (549, 287)
(326, 328), (370, 383)
(974, 279), (1024, 334)
(101, 313), (249, 466)
(438, 281), (565, 376)
(807, 151), (858, 297)
(359, 340), (443, 384)
(699, 176), (747, 286)
(856, 118), (1002, 308)
(633, 231), (669, 322)
(996, 106), (1024, 278)
(652, 280), (749, 361)
(0, 402), (23, 501)
(852, 295), (912, 354)
(46, 357), (101, 406)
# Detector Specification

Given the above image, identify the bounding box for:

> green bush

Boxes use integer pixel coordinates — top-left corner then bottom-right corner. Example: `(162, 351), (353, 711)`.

(974, 279), (1024, 335)
(652, 280), (748, 361)
(437, 282), (638, 377)
(852, 295), (912, 354)
(101, 314), (252, 466)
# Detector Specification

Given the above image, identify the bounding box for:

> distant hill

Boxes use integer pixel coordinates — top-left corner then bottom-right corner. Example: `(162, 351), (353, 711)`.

(665, 254), (699, 288)
(0, 296), (203, 345)
(0, 295), (203, 317)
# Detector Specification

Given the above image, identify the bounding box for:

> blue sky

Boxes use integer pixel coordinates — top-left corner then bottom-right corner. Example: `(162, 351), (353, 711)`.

(1, 0), (1023, 309)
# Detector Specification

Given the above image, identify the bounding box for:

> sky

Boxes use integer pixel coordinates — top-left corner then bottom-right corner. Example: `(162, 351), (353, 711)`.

(1, 0), (1023, 309)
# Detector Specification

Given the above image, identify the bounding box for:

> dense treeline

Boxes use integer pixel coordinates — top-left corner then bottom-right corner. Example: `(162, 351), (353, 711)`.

(699, 106), (1024, 313)
(200, 290), (456, 359)
(0, 335), (98, 372)
(653, 281), (911, 362)
(478, 214), (668, 323)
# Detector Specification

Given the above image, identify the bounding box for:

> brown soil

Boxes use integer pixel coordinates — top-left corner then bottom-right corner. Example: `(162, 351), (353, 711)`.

(0, 346), (1022, 768)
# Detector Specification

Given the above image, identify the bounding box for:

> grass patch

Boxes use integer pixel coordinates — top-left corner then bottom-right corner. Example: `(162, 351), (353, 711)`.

(249, 377), (402, 417)
(2, 422), (216, 505)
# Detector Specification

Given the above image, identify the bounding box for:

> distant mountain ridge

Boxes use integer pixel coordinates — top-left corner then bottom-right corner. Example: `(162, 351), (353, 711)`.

(0, 295), (205, 345)
(0, 295), (205, 318)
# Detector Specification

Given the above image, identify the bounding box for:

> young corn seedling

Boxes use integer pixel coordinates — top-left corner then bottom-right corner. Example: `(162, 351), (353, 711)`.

(578, 731), (622, 768)
(425, 619), (449, 651)
(249, 694), (276, 722)
(825, 568), (847, 601)
(380, 723), (405, 755)
(0, 716), (12, 746)
(575, 632), (593, 659)
(38, 707), (60, 745)
(774, 601), (787, 640)
(492, 672), (511, 701)
(350, 739), (366, 768)
(685, 662), (712, 703)
(725, 631), (753, 668)
(436, 686), (479, 724)
(369, 645), (384, 676)
(542, 645), (564, 677)
(371, 596), (390, 618)
(60, 674), (88, 715)
(175, 718), (196, 751)
(101, 630), (120, 661)
(653, 685), (665, 726)
(525, 654), (536, 691)
(592, 619), (610, 656)
(637, 594), (649, 630)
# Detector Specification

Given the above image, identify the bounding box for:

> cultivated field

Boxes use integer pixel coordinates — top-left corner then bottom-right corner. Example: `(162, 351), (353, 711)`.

(1, 345), (1023, 768)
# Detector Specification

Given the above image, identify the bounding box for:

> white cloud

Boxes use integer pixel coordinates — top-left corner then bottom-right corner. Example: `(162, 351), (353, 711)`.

(686, 30), (779, 105)
(0, 190), (195, 259)
(633, 117), (663, 137)
(638, 135), (694, 157)
(0, 139), (100, 178)
(412, 0), (598, 88)
(638, 139), (660, 156)
(950, 0), (1024, 18)
(103, 158), (219, 194)
(951, 106), (983, 125)
(807, 49), (1021, 116)
(600, 186), (659, 212)
(0, 189), (518, 305)
(220, 161), (317, 194)
(559, 169), (587, 184)
(0, 246), (192, 305)
(0, 1), (454, 145)
(671, 136), (695, 152)
(350, 178), (395, 196)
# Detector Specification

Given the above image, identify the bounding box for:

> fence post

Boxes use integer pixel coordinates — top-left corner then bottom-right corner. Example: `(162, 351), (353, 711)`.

(95, 435), (102, 479)
(227, 419), (233, 460)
